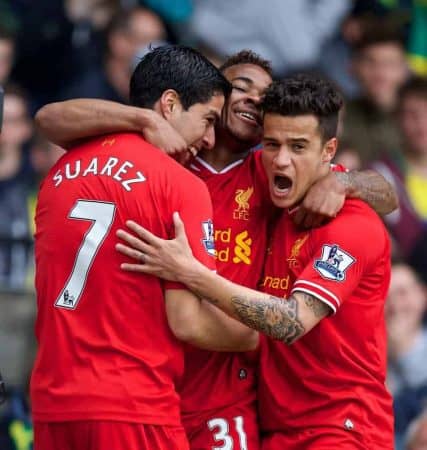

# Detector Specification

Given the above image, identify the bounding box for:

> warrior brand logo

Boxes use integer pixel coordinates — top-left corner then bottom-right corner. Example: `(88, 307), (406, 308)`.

(201, 220), (216, 257)
(233, 187), (254, 220)
(314, 244), (355, 281)
(101, 138), (116, 147)
(287, 234), (309, 268)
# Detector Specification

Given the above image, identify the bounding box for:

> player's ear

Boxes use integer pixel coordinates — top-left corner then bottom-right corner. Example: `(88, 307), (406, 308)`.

(321, 137), (337, 164)
(159, 89), (183, 119)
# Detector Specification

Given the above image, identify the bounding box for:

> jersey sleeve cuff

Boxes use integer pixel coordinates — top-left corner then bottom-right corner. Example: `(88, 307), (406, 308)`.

(291, 280), (341, 314)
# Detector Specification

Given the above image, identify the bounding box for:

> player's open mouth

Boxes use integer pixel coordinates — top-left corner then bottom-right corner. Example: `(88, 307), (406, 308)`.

(273, 175), (292, 194)
(236, 110), (261, 126)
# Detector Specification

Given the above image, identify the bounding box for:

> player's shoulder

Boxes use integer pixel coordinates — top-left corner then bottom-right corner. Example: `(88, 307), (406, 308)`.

(323, 198), (387, 240)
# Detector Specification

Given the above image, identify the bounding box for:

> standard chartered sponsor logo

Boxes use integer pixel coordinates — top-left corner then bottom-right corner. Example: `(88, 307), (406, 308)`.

(213, 228), (252, 264)
(232, 231), (252, 265)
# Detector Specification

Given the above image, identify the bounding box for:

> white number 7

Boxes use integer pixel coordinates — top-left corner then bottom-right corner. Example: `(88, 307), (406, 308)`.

(55, 200), (116, 310)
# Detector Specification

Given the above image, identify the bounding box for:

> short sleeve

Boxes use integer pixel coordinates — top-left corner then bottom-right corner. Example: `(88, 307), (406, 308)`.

(330, 163), (349, 173)
(291, 203), (386, 314)
(165, 174), (216, 290)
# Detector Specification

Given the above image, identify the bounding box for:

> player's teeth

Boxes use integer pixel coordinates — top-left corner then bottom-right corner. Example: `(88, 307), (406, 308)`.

(238, 112), (256, 120)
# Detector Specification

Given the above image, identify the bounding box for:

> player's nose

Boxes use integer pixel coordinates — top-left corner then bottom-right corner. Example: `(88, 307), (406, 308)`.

(202, 126), (216, 151)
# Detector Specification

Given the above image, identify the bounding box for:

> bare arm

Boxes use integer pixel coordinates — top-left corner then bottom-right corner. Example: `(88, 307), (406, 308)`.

(335, 169), (398, 215)
(35, 99), (151, 148)
(165, 289), (258, 351)
(117, 216), (330, 345)
(35, 99), (188, 159)
(293, 168), (399, 228)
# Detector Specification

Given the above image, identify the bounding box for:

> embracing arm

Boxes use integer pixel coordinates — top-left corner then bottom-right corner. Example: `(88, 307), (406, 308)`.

(336, 169), (398, 215)
(178, 266), (329, 345)
(35, 99), (188, 158)
(294, 167), (398, 228)
(165, 289), (258, 351)
(35, 99), (152, 148)
(117, 217), (330, 345)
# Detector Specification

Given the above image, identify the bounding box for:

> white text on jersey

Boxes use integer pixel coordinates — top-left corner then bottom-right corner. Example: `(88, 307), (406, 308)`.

(53, 156), (146, 191)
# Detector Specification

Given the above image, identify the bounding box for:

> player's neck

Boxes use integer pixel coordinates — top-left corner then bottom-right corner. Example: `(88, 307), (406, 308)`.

(198, 129), (252, 171)
(198, 144), (249, 171)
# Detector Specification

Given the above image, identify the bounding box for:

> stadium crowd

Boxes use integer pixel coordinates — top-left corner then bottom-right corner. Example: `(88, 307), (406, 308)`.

(1, 0), (427, 449)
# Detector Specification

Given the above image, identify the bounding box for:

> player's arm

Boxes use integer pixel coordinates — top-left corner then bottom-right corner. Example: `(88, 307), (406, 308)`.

(117, 216), (329, 344)
(35, 99), (188, 158)
(294, 168), (398, 228)
(335, 169), (398, 215)
(165, 289), (259, 351)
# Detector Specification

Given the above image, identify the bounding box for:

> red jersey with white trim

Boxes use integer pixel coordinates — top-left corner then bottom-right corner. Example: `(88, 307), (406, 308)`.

(180, 151), (271, 424)
(259, 198), (393, 446)
(31, 133), (215, 424)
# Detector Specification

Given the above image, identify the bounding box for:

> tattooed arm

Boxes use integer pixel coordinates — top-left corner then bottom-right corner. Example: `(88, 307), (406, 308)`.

(117, 217), (331, 345)
(165, 289), (259, 351)
(293, 168), (398, 228)
(231, 292), (330, 344)
(335, 169), (398, 216)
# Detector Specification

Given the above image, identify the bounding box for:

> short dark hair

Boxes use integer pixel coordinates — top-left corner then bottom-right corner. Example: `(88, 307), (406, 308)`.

(219, 49), (273, 77)
(261, 74), (344, 141)
(398, 76), (427, 108)
(130, 45), (231, 109)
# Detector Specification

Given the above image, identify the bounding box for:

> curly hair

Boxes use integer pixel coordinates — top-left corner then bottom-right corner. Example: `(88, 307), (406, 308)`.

(262, 74), (344, 141)
(219, 49), (273, 77)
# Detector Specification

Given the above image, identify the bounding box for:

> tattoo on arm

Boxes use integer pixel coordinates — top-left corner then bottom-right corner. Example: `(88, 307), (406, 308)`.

(335, 170), (398, 215)
(303, 294), (331, 318)
(231, 295), (305, 344)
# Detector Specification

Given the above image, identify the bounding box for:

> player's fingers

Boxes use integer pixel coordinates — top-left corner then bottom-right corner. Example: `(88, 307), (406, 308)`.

(125, 220), (162, 247)
(116, 229), (150, 252)
(120, 263), (154, 273)
(303, 213), (316, 229)
(310, 214), (327, 228)
(115, 243), (147, 263)
(173, 212), (189, 245)
(292, 208), (306, 226)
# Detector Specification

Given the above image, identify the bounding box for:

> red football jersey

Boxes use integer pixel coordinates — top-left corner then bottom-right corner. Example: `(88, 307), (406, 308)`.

(259, 199), (394, 446)
(180, 151), (272, 425)
(31, 133), (215, 425)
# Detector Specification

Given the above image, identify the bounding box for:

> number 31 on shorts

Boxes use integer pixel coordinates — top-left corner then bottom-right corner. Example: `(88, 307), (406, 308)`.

(207, 416), (248, 450)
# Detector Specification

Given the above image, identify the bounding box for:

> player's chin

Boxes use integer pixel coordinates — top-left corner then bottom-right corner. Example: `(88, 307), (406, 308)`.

(231, 127), (262, 147)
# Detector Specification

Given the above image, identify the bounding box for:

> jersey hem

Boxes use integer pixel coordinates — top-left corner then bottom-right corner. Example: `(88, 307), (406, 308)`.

(32, 411), (181, 426)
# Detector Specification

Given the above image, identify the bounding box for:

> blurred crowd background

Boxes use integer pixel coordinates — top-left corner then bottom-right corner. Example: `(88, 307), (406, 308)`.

(1, 0), (427, 449)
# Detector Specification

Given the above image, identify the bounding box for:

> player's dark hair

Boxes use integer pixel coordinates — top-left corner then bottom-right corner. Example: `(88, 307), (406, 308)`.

(261, 74), (344, 142)
(130, 45), (231, 110)
(397, 76), (427, 108)
(219, 50), (273, 77)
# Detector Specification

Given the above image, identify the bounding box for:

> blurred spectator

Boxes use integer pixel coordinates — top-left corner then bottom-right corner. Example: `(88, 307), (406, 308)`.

(0, 388), (32, 450)
(0, 27), (15, 86)
(64, 0), (121, 75)
(0, 85), (34, 290)
(372, 76), (427, 257)
(186, 0), (351, 75)
(386, 262), (427, 447)
(60, 6), (167, 103)
(10, 1), (74, 112)
(406, 410), (427, 450)
(337, 24), (409, 169)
